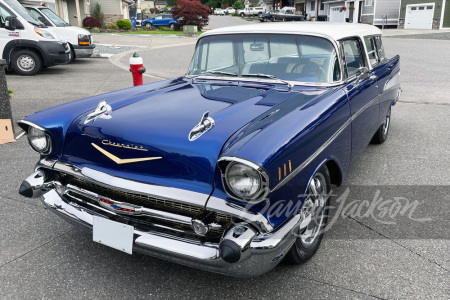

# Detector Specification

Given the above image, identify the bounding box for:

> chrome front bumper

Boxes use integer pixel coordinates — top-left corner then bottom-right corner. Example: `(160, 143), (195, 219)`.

(41, 188), (305, 277)
(73, 45), (95, 58)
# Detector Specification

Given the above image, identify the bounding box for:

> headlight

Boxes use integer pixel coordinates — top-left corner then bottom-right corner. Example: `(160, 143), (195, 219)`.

(226, 162), (262, 199)
(28, 126), (51, 154)
(34, 28), (55, 39)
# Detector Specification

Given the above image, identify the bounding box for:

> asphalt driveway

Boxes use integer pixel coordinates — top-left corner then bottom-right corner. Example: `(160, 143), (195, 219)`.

(0, 30), (449, 299)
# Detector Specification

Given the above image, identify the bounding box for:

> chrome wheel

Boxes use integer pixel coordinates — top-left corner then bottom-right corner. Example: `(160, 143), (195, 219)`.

(17, 55), (35, 72)
(299, 172), (327, 247)
(145, 23), (151, 29)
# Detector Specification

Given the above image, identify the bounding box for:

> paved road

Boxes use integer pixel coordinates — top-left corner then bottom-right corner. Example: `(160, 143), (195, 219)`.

(0, 23), (449, 299)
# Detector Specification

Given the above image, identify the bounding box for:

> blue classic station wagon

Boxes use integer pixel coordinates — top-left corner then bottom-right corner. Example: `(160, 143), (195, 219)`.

(18, 23), (401, 277)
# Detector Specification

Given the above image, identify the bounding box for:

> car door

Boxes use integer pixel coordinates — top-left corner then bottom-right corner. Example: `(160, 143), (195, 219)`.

(153, 15), (163, 26)
(365, 35), (400, 126)
(341, 38), (380, 162)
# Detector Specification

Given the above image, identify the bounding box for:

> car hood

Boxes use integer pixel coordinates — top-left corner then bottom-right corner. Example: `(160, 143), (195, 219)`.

(46, 25), (89, 44)
(61, 81), (325, 202)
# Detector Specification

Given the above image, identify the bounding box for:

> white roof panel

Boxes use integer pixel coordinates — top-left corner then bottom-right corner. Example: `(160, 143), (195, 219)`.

(201, 22), (382, 41)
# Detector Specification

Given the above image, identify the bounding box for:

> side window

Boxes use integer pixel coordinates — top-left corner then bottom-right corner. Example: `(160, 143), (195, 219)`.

(374, 36), (386, 63)
(155, 15), (162, 20)
(342, 39), (364, 77)
(364, 37), (378, 67)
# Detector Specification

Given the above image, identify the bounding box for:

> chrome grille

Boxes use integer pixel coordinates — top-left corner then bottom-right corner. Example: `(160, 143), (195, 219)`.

(57, 172), (235, 240)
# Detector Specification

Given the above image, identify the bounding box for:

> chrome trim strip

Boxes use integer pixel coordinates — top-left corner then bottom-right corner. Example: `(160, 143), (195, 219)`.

(272, 95), (379, 192)
(52, 161), (209, 207)
(17, 120), (45, 131)
(206, 196), (274, 232)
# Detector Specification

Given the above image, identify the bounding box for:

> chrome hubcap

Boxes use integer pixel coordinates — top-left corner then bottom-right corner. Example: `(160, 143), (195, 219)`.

(17, 55), (35, 72)
(300, 173), (326, 247)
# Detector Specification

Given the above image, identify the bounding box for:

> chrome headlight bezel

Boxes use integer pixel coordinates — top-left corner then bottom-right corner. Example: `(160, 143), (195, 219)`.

(219, 157), (270, 203)
(25, 123), (52, 154)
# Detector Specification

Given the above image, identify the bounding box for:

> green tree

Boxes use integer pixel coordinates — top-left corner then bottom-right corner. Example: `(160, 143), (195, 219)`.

(166, 0), (177, 7)
(232, 0), (243, 10)
(92, 3), (104, 26)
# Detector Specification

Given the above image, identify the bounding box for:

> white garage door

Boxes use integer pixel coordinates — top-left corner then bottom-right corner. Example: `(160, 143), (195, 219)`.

(330, 6), (346, 22)
(405, 4), (435, 29)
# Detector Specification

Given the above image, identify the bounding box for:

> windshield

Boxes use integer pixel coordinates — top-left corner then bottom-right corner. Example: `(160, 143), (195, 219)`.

(39, 8), (68, 27)
(187, 34), (341, 84)
(4, 0), (44, 26)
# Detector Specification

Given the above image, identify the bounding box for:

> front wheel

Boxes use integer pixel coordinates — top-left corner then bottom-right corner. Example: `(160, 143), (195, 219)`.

(371, 107), (391, 144)
(240, 12), (244, 17)
(145, 22), (151, 29)
(170, 23), (175, 30)
(285, 165), (331, 264)
(11, 50), (42, 76)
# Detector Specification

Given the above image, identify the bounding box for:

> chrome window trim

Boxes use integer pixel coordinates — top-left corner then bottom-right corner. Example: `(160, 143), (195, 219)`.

(272, 95), (379, 192)
(218, 156), (270, 203)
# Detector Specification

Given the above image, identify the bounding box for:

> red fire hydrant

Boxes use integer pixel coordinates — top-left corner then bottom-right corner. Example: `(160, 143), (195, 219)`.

(129, 52), (146, 86)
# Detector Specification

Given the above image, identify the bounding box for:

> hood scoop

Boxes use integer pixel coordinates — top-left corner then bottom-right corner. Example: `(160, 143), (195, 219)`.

(188, 112), (215, 141)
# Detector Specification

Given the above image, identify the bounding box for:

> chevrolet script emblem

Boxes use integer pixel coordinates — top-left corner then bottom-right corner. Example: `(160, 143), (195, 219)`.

(92, 143), (162, 164)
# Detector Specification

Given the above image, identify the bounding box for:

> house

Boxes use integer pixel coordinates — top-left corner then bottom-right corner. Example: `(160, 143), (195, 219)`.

(50, 0), (133, 26)
(154, 0), (166, 11)
(288, 1), (400, 27)
(399, 0), (450, 29)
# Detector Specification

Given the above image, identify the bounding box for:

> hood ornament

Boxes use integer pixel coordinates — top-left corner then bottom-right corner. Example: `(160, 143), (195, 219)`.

(84, 100), (112, 124)
(189, 112), (215, 141)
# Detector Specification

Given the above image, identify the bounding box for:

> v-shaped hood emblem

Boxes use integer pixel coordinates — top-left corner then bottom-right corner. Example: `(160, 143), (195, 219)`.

(92, 143), (162, 164)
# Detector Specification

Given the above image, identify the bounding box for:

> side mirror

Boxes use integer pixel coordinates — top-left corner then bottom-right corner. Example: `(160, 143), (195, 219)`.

(5, 16), (18, 31)
(355, 67), (369, 83)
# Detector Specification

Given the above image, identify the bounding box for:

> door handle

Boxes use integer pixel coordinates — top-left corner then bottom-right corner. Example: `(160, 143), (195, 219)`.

(370, 75), (378, 81)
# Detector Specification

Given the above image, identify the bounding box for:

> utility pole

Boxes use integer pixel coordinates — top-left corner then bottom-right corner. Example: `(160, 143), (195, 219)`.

(315, 0), (319, 21)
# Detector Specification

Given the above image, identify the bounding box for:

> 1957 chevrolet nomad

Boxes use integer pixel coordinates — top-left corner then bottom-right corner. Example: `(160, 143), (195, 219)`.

(18, 23), (401, 277)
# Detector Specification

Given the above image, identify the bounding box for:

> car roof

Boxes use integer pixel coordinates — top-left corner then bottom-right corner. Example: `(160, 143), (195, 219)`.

(201, 22), (382, 41)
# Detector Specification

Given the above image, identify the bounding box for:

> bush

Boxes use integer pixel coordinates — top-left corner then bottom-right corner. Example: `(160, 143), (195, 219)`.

(159, 26), (173, 31)
(92, 3), (104, 26)
(91, 27), (101, 33)
(150, 8), (155, 14)
(223, 3), (229, 8)
(232, 0), (243, 10)
(82, 16), (102, 28)
(172, 0), (210, 31)
(107, 23), (119, 30)
(116, 19), (133, 30)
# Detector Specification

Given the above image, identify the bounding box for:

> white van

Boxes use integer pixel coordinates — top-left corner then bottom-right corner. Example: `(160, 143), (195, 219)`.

(24, 5), (94, 62)
(0, 0), (70, 75)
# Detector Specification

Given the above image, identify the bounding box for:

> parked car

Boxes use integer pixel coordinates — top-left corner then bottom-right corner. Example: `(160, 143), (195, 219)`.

(24, 5), (94, 62)
(237, 7), (265, 17)
(0, 0), (70, 75)
(223, 7), (235, 15)
(142, 14), (177, 29)
(272, 7), (304, 22)
(213, 8), (225, 15)
(259, 9), (279, 22)
(18, 23), (401, 277)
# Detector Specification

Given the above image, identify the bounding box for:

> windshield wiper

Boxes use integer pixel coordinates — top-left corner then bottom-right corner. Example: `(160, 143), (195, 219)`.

(241, 73), (294, 89)
(203, 71), (238, 76)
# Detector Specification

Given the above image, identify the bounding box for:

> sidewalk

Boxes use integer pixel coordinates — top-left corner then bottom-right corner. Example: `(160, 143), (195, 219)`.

(382, 28), (450, 39)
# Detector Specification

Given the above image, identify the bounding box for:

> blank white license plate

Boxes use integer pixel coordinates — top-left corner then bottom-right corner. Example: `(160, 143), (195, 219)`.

(93, 216), (134, 254)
